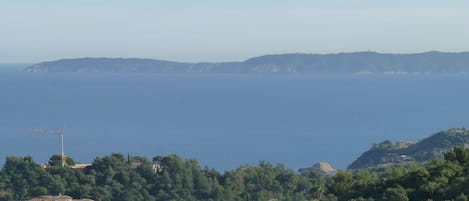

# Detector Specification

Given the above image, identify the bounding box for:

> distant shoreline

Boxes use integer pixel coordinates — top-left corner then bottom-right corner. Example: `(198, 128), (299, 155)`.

(24, 51), (469, 74)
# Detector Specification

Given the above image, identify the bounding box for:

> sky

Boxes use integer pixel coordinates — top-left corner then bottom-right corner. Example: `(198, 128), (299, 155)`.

(1, 0), (469, 63)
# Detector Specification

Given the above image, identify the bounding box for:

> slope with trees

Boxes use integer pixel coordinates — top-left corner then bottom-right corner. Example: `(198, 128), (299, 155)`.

(348, 128), (469, 169)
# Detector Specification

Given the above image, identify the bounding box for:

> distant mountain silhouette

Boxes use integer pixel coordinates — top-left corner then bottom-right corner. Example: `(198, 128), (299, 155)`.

(25, 51), (469, 74)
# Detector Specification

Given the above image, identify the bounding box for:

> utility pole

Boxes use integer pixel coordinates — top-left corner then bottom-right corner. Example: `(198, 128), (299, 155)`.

(27, 128), (65, 167)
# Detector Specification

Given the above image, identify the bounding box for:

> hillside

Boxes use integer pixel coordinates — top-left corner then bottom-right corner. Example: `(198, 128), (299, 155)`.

(4, 147), (469, 201)
(25, 51), (469, 74)
(348, 128), (469, 169)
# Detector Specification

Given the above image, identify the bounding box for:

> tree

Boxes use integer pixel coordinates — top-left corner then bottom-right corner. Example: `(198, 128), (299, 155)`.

(327, 171), (353, 200)
(382, 186), (408, 201)
(48, 155), (76, 167)
(455, 193), (468, 201)
(0, 190), (13, 201)
(445, 147), (469, 165)
(311, 184), (323, 200)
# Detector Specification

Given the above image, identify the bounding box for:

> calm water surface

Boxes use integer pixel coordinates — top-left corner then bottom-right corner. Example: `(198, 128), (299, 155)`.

(1, 68), (468, 170)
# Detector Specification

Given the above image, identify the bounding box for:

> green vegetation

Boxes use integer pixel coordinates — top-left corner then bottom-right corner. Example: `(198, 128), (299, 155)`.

(2, 146), (469, 201)
(348, 128), (469, 169)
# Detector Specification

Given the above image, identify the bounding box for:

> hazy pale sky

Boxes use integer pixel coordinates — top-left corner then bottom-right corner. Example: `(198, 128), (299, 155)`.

(1, 0), (469, 63)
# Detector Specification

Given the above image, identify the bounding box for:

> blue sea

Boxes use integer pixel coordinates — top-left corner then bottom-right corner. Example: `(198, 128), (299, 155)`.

(1, 64), (469, 171)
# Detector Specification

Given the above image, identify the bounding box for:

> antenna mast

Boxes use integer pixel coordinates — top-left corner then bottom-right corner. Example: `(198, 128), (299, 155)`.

(28, 128), (65, 167)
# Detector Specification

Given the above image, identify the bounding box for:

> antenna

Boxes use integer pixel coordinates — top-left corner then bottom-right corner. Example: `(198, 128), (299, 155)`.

(27, 128), (65, 167)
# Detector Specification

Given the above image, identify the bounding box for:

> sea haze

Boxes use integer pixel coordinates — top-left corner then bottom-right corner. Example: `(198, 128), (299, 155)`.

(1, 69), (469, 170)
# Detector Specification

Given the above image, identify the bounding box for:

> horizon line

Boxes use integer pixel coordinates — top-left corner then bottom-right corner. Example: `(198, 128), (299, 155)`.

(3, 50), (469, 65)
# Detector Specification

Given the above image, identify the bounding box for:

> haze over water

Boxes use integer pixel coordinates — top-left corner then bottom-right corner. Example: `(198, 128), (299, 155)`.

(1, 66), (469, 170)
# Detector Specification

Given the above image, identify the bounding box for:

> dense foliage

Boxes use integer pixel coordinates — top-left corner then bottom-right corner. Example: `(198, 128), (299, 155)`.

(2, 147), (469, 201)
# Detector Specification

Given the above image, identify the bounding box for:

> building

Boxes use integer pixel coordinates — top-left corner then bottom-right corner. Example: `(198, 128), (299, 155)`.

(70, 164), (92, 170)
(131, 161), (162, 173)
(27, 195), (94, 201)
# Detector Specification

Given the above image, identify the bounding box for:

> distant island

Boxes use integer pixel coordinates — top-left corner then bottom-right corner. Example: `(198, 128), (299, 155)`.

(348, 128), (469, 169)
(25, 51), (469, 74)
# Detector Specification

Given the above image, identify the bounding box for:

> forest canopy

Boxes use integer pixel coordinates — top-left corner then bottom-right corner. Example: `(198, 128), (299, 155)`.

(1, 147), (469, 201)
